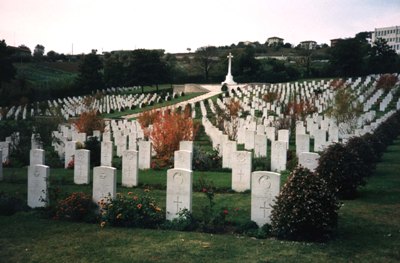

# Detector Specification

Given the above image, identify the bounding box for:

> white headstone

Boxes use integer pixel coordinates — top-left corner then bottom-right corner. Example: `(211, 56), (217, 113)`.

(65, 141), (77, 168)
(251, 171), (280, 226)
(27, 164), (49, 208)
(122, 150), (139, 187)
(254, 134), (268, 158)
(222, 140), (237, 168)
(314, 129), (327, 152)
(74, 149), (90, 184)
(265, 127), (276, 142)
(296, 134), (310, 156)
(166, 168), (193, 220)
(138, 141), (152, 169)
(30, 149), (45, 166)
(174, 150), (193, 171)
(101, 141), (113, 167)
(231, 151), (252, 192)
(278, 129), (289, 149)
(298, 152), (320, 172)
(245, 130), (256, 150)
(179, 141), (194, 152)
(92, 166), (117, 204)
(271, 141), (287, 172)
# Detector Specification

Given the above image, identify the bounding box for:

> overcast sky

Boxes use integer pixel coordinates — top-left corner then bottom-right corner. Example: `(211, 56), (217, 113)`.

(1, 0), (399, 54)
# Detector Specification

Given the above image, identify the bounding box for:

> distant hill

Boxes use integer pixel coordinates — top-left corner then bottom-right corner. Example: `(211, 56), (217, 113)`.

(14, 62), (78, 86)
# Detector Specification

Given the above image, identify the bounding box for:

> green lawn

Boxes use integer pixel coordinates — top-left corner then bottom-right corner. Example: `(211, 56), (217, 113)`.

(0, 138), (399, 262)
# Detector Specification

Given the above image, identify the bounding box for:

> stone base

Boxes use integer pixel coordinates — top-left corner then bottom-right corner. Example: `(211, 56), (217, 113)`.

(221, 74), (237, 85)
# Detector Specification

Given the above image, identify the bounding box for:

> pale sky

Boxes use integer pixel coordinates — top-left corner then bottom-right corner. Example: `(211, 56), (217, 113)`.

(1, 0), (399, 54)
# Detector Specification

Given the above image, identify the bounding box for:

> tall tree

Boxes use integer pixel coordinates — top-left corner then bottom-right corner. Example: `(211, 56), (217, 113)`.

(368, 38), (400, 74)
(33, 44), (45, 61)
(328, 38), (369, 77)
(0, 40), (16, 91)
(76, 49), (104, 93)
(194, 46), (218, 82)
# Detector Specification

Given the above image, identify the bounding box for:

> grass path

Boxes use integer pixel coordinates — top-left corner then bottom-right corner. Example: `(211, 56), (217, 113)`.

(0, 138), (399, 262)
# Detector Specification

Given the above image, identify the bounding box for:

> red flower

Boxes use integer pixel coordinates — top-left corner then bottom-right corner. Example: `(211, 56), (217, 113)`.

(137, 204), (142, 209)
(223, 209), (228, 215)
(202, 188), (207, 193)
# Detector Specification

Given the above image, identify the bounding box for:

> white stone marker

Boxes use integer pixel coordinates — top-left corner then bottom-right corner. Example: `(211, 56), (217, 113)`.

(296, 134), (310, 156)
(254, 134), (268, 158)
(244, 130), (256, 150)
(166, 168), (193, 220)
(30, 149), (45, 166)
(231, 151), (252, 192)
(122, 150), (139, 187)
(179, 141), (194, 152)
(278, 129), (289, 149)
(138, 141), (152, 169)
(0, 141), (10, 162)
(251, 171), (280, 226)
(265, 127), (276, 142)
(314, 129), (327, 152)
(65, 141), (77, 168)
(28, 164), (49, 208)
(298, 152), (320, 172)
(271, 141), (287, 172)
(222, 140), (237, 168)
(101, 141), (113, 167)
(74, 149), (90, 184)
(92, 166), (117, 204)
(174, 150), (193, 171)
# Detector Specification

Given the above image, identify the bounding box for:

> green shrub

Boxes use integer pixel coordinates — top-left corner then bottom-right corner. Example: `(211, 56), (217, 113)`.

(84, 137), (101, 167)
(45, 147), (63, 168)
(192, 147), (222, 171)
(162, 209), (197, 231)
(252, 157), (270, 171)
(271, 167), (340, 242)
(0, 192), (28, 216)
(99, 192), (164, 229)
(316, 143), (366, 199)
(362, 132), (386, 160)
(221, 84), (228, 92)
(55, 192), (97, 222)
(345, 136), (377, 177)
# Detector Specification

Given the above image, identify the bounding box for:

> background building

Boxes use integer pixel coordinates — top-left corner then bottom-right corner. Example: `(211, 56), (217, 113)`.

(300, 40), (317, 50)
(371, 26), (400, 54)
(267, 37), (284, 47)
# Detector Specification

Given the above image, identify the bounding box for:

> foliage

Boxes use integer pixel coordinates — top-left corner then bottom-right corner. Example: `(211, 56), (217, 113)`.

(194, 46), (218, 82)
(71, 110), (105, 136)
(326, 86), (363, 133)
(376, 74), (398, 92)
(197, 176), (229, 233)
(345, 136), (377, 177)
(316, 143), (367, 199)
(221, 83), (228, 92)
(162, 209), (198, 231)
(271, 167), (340, 242)
(75, 49), (104, 93)
(215, 99), (242, 140)
(262, 91), (279, 103)
(252, 157), (270, 171)
(0, 40), (16, 92)
(0, 192), (28, 216)
(54, 192), (97, 222)
(137, 109), (160, 129)
(368, 38), (400, 74)
(84, 137), (101, 167)
(192, 147), (222, 171)
(148, 109), (198, 165)
(99, 192), (164, 229)
(285, 100), (317, 123)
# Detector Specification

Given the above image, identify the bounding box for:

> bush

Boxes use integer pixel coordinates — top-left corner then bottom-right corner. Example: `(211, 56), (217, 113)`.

(192, 147), (222, 171)
(162, 209), (197, 231)
(221, 84), (228, 92)
(271, 167), (340, 242)
(99, 192), (164, 229)
(0, 192), (28, 216)
(55, 192), (97, 222)
(252, 157), (270, 171)
(362, 133), (386, 160)
(345, 136), (377, 177)
(316, 143), (366, 199)
(72, 110), (105, 136)
(84, 137), (101, 167)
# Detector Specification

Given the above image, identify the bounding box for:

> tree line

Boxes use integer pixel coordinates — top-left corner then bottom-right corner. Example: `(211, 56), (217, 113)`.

(0, 32), (399, 106)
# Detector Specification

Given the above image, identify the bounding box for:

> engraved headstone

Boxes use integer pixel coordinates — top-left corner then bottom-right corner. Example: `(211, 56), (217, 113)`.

(251, 171), (280, 226)
(138, 141), (152, 169)
(296, 134), (310, 156)
(298, 152), (319, 172)
(122, 150), (139, 187)
(30, 149), (45, 166)
(166, 168), (193, 220)
(101, 141), (113, 166)
(271, 141), (287, 172)
(92, 166), (117, 204)
(65, 141), (77, 168)
(254, 134), (268, 158)
(231, 151), (252, 192)
(74, 149), (90, 184)
(28, 164), (49, 208)
(174, 150), (193, 171)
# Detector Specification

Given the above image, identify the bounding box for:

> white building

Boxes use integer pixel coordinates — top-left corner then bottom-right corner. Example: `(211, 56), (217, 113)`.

(300, 40), (317, 50)
(267, 37), (284, 47)
(371, 25), (400, 54)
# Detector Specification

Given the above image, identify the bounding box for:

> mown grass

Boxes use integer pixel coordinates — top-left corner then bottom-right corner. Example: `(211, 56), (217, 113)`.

(0, 138), (399, 262)
(101, 92), (206, 119)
